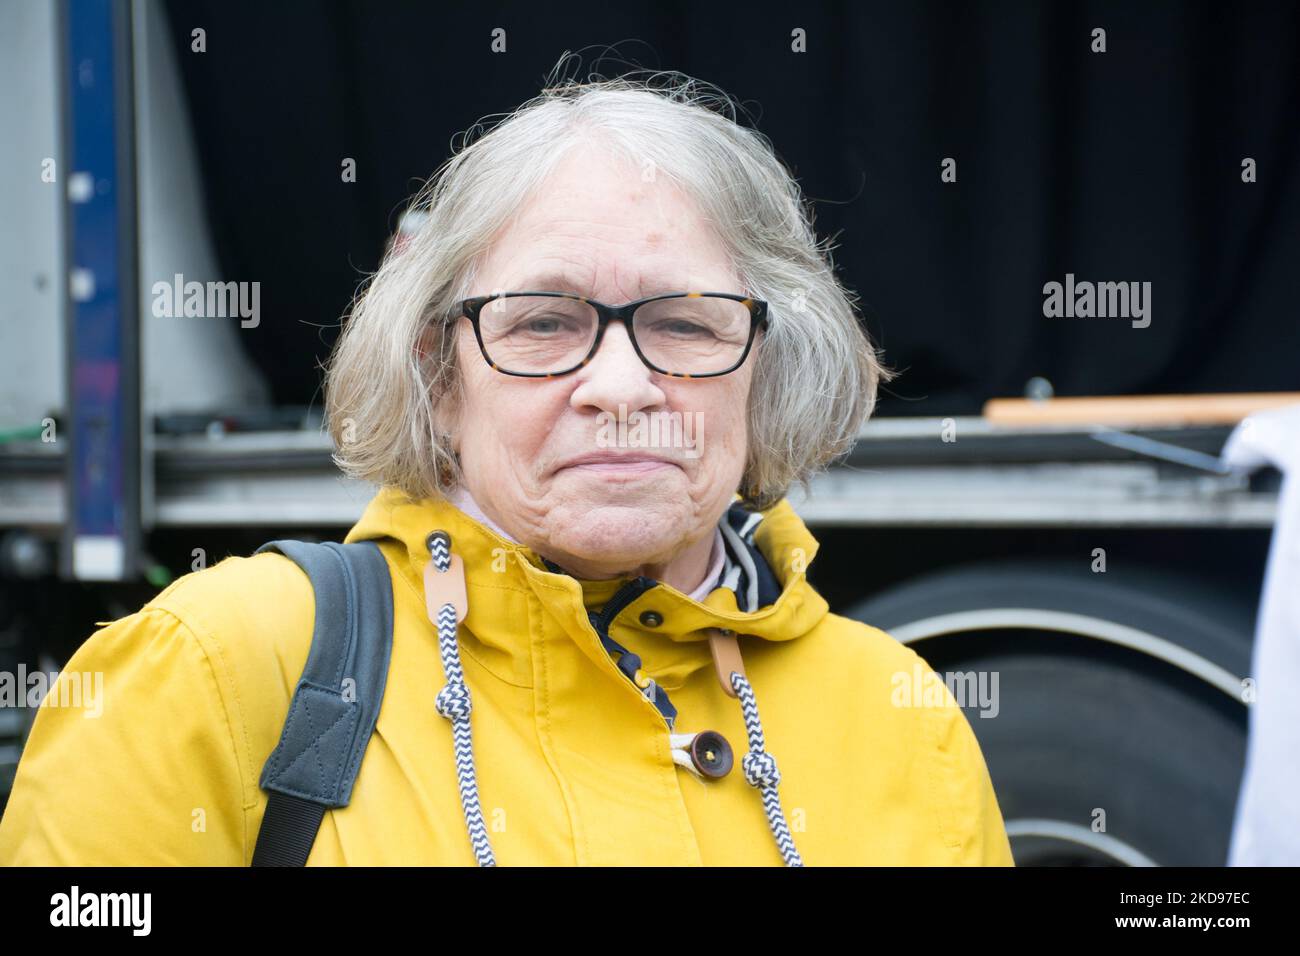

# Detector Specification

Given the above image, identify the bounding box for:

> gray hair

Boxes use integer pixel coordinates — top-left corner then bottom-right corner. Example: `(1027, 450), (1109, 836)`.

(325, 65), (891, 511)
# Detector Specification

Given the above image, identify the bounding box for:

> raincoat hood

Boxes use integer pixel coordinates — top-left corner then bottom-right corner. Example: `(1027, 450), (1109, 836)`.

(344, 487), (832, 694)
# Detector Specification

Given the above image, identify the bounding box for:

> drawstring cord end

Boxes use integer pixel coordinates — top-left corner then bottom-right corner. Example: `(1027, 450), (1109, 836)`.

(426, 530), (497, 867)
(712, 627), (805, 868)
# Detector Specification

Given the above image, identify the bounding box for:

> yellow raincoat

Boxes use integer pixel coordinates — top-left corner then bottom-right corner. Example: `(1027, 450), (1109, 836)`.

(0, 488), (1014, 865)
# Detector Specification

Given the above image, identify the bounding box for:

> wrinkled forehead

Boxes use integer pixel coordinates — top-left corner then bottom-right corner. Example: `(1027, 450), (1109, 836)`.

(470, 151), (743, 299)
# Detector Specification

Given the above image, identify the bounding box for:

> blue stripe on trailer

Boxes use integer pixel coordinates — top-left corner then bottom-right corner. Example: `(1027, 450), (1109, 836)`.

(62, 0), (140, 581)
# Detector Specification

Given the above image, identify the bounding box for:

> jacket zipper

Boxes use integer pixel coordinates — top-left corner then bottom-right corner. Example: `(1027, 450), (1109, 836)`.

(589, 575), (658, 636)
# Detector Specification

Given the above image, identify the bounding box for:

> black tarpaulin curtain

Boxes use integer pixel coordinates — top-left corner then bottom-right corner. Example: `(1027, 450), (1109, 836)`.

(162, 0), (1300, 414)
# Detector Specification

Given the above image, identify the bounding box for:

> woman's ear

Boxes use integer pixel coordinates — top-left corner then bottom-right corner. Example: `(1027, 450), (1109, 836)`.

(424, 321), (463, 454)
(415, 325), (438, 364)
(431, 393), (460, 456)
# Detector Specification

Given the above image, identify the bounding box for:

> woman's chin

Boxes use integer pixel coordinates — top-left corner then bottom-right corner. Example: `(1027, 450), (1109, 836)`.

(541, 507), (687, 574)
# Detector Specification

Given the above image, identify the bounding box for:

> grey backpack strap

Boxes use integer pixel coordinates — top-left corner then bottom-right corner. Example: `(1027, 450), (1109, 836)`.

(249, 540), (394, 866)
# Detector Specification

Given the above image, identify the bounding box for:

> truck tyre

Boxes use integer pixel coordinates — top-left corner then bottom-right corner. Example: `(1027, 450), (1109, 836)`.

(844, 561), (1253, 866)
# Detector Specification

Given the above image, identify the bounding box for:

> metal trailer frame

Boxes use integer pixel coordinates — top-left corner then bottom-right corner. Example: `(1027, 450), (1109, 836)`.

(0, 416), (1280, 534)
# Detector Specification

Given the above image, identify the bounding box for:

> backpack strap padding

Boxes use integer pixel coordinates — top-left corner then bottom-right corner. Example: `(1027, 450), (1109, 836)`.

(249, 540), (394, 866)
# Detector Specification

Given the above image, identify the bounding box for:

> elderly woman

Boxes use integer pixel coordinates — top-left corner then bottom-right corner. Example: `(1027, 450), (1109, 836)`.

(0, 73), (1013, 866)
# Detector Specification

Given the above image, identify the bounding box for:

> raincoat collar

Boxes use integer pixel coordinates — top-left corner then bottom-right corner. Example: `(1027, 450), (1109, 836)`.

(344, 486), (830, 686)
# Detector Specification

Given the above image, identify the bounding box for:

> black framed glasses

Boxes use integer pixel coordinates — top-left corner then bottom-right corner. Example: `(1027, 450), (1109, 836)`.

(446, 291), (768, 378)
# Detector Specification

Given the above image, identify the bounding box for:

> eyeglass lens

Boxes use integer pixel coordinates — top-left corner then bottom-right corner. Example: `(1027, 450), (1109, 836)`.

(477, 296), (752, 375)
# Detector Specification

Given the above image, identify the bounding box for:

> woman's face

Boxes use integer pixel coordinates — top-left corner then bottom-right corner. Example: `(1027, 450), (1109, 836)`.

(448, 150), (757, 579)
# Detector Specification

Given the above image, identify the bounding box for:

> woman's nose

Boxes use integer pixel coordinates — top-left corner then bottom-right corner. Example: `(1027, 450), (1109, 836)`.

(569, 320), (665, 413)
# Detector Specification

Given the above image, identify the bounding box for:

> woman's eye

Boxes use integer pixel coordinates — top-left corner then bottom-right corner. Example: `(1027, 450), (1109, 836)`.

(514, 315), (569, 335)
(655, 319), (713, 337)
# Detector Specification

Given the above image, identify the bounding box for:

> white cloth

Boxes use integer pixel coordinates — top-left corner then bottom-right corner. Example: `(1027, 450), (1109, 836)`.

(446, 486), (725, 602)
(1222, 403), (1300, 866)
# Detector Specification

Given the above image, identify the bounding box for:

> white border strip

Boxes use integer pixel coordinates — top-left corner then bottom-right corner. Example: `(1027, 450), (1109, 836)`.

(890, 608), (1245, 701)
(1003, 818), (1160, 867)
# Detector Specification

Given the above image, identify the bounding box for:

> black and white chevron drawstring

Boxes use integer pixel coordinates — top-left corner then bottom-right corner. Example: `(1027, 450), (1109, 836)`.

(426, 531), (496, 867)
(424, 529), (804, 867)
(730, 670), (803, 866)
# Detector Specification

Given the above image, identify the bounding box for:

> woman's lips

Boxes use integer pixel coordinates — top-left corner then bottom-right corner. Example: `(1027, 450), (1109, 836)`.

(556, 456), (681, 477)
